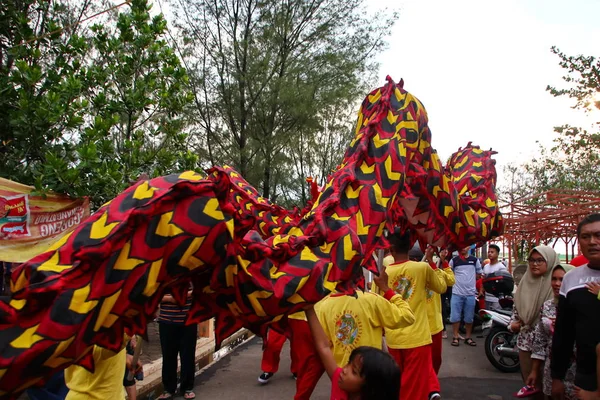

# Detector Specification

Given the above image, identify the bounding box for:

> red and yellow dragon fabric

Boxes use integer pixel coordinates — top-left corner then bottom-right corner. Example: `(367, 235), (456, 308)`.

(0, 77), (503, 398)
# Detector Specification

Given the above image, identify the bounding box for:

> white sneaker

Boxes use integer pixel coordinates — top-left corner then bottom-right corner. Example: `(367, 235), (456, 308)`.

(429, 392), (441, 400)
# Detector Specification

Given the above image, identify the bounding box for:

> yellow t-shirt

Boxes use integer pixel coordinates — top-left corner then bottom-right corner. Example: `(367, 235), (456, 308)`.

(315, 290), (415, 367)
(382, 260), (448, 349)
(65, 346), (127, 400)
(426, 266), (455, 335)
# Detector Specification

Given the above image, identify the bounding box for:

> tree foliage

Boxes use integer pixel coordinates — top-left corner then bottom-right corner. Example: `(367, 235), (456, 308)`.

(539, 47), (600, 191)
(0, 0), (95, 188)
(0, 0), (195, 208)
(73, 0), (196, 205)
(1, 0), (395, 209)
(500, 47), (600, 201)
(171, 0), (396, 206)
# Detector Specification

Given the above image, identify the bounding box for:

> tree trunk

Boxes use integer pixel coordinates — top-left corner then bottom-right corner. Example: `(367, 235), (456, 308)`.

(262, 151), (271, 199)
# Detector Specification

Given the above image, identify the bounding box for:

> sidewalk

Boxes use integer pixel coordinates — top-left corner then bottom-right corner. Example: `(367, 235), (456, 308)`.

(139, 321), (162, 366)
(136, 319), (253, 400)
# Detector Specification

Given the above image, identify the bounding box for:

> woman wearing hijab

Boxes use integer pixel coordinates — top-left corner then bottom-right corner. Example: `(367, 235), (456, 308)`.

(527, 264), (577, 399)
(509, 245), (558, 398)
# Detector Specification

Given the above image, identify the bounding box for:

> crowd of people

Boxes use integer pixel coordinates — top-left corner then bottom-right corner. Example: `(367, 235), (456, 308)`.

(254, 213), (600, 400)
(256, 231), (482, 400)
(509, 213), (600, 400)
(14, 212), (600, 400)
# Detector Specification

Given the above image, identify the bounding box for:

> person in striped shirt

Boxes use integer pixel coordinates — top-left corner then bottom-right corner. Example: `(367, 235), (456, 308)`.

(156, 286), (197, 400)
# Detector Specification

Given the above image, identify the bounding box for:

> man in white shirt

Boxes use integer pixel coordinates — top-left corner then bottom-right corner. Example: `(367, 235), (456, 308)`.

(482, 244), (507, 310)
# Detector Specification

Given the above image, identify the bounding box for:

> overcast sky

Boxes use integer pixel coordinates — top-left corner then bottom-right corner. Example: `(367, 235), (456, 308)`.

(147, 0), (599, 186)
(370, 0), (600, 185)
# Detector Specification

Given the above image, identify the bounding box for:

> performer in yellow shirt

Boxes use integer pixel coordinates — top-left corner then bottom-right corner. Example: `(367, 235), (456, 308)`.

(286, 311), (316, 400)
(425, 248), (455, 375)
(260, 310), (326, 400)
(257, 327), (297, 384)
(65, 336), (142, 400)
(316, 268), (415, 367)
(65, 347), (126, 400)
(381, 230), (448, 400)
(292, 267), (415, 399)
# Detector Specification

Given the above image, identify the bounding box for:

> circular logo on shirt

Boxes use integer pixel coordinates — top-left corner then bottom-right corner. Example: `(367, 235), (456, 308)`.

(392, 275), (414, 301)
(335, 311), (362, 347)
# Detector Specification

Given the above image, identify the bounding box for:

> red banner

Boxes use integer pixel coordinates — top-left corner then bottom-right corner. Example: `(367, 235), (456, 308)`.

(33, 205), (88, 237)
(0, 178), (90, 262)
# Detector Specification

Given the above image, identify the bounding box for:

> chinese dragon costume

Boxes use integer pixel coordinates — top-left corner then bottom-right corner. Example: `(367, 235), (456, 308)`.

(0, 77), (503, 398)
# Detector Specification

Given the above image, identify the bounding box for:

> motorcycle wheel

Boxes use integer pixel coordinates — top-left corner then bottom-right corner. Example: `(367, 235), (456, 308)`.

(484, 326), (520, 373)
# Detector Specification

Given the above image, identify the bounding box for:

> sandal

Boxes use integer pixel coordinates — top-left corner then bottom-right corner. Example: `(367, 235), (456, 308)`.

(513, 385), (540, 398)
(183, 390), (196, 399)
(465, 338), (476, 346)
(157, 392), (173, 400)
(451, 337), (460, 346)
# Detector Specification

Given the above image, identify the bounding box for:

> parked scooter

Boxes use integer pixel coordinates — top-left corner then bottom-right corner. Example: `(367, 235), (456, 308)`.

(480, 270), (519, 373)
(481, 307), (519, 373)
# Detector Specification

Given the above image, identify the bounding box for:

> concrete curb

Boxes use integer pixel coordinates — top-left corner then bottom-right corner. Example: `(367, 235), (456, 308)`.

(137, 329), (254, 400)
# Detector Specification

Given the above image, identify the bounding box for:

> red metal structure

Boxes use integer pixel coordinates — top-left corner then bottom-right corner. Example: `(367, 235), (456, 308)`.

(495, 189), (600, 272)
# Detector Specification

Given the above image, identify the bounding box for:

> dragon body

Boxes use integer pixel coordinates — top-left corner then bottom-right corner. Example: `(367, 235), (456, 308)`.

(0, 77), (502, 398)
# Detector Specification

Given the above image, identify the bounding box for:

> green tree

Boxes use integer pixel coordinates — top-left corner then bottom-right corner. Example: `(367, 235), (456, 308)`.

(498, 164), (533, 205)
(501, 48), (600, 198)
(1, 0), (196, 208)
(67, 0), (196, 206)
(540, 47), (600, 191)
(171, 0), (395, 204)
(0, 0), (95, 186)
(285, 100), (356, 205)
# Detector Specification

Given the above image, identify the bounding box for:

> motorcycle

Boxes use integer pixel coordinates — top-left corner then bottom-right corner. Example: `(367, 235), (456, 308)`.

(480, 270), (519, 373)
(481, 306), (520, 373)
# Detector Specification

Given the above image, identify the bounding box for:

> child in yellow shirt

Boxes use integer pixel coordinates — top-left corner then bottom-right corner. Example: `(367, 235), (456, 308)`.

(294, 267), (415, 399)
(425, 249), (455, 374)
(316, 267), (415, 367)
(380, 231), (448, 400)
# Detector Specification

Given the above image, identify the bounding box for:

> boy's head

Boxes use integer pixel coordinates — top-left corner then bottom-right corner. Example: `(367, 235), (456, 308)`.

(408, 247), (424, 262)
(388, 230), (412, 255)
(459, 246), (471, 257)
(488, 244), (500, 261)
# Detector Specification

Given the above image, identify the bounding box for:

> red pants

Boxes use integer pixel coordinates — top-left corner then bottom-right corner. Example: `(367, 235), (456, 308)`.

(388, 344), (440, 400)
(431, 332), (442, 374)
(261, 329), (297, 374)
(478, 296), (486, 311)
(288, 319), (325, 400)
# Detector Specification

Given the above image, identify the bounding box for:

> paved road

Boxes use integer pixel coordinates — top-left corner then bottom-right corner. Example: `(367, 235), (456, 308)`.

(192, 331), (523, 399)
